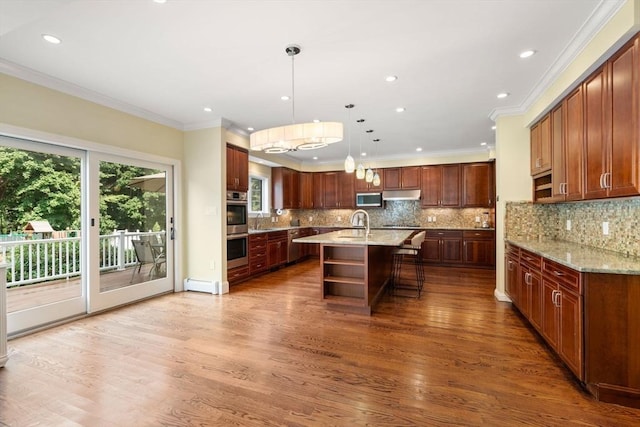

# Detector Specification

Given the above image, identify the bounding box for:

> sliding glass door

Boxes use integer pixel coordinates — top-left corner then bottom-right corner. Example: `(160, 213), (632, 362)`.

(87, 153), (174, 313)
(1, 136), (175, 334)
(1, 136), (86, 334)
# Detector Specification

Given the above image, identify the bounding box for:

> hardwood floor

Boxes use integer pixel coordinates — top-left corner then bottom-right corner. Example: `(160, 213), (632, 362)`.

(1, 260), (639, 426)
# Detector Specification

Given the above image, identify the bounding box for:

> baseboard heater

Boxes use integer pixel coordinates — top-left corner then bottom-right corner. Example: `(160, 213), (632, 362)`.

(183, 278), (229, 295)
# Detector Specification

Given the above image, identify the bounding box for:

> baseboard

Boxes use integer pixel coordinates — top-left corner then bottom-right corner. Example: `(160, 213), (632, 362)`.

(494, 288), (512, 302)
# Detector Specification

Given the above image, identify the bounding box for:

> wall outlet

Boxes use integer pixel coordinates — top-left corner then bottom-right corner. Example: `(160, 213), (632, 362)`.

(209, 261), (215, 270)
(427, 216), (432, 222)
(271, 217), (276, 223)
(308, 216), (313, 222)
(602, 221), (609, 235)
(433, 216), (436, 222)
(475, 216), (480, 223)
(337, 216), (342, 222)
(566, 219), (571, 231)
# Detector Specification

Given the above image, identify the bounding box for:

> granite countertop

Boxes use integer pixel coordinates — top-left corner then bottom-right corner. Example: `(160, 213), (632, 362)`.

(249, 225), (494, 234)
(293, 229), (414, 247)
(506, 238), (640, 275)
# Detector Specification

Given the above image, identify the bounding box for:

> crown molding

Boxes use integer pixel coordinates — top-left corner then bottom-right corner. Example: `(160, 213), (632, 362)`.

(0, 59), (183, 130)
(489, 0), (626, 122)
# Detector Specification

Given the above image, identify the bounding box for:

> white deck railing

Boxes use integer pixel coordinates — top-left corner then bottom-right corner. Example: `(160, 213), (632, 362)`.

(1, 231), (165, 287)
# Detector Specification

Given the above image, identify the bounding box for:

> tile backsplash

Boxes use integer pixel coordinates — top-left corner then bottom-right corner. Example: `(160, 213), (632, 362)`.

(255, 201), (494, 230)
(505, 198), (640, 257)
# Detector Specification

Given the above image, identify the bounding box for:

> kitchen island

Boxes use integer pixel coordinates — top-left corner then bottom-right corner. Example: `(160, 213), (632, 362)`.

(293, 228), (413, 315)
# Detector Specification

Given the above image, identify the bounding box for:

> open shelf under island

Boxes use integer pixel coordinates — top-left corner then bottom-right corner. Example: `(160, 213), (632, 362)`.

(293, 229), (414, 315)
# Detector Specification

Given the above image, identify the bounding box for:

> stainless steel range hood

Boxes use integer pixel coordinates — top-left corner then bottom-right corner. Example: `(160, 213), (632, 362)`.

(382, 189), (421, 201)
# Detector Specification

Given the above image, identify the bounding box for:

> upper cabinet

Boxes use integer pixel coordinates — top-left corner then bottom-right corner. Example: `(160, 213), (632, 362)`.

(421, 164), (461, 207)
(322, 171), (354, 209)
(383, 166), (420, 190)
(299, 172), (314, 209)
(354, 171), (384, 192)
(530, 114), (552, 176)
(462, 162), (494, 208)
(226, 144), (249, 192)
(532, 33), (640, 203)
(272, 167), (299, 210)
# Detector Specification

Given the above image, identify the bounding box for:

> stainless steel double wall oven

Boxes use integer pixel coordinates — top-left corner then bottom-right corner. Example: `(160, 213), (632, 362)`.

(226, 191), (248, 269)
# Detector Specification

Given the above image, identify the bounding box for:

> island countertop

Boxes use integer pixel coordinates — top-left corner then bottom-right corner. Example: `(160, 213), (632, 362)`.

(293, 229), (413, 247)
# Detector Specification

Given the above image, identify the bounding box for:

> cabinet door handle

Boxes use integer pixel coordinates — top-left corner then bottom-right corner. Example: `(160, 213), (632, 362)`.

(555, 291), (562, 307)
(599, 173), (605, 189)
(551, 290), (557, 306)
(604, 172), (611, 189)
(508, 260), (514, 271)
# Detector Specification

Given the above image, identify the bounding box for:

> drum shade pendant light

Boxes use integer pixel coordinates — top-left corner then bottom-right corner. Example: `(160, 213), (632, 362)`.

(356, 119), (366, 179)
(344, 104), (355, 173)
(250, 45), (343, 153)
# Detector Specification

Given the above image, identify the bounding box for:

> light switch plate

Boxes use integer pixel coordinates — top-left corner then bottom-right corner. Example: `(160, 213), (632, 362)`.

(602, 221), (609, 235)
(566, 220), (571, 231)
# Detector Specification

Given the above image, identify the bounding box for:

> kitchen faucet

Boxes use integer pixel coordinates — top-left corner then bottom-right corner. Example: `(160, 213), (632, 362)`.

(254, 211), (264, 230)
(350, 209), (371, 237)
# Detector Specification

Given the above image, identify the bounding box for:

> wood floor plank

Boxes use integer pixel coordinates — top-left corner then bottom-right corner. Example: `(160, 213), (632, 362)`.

(1, 260), (640, 426)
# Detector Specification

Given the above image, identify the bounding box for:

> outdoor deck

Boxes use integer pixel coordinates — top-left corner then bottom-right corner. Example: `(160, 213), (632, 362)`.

(7, 264), (159, 313)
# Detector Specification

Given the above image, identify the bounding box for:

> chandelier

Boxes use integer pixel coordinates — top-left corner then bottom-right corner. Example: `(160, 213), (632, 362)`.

(250, 45), (343, 153)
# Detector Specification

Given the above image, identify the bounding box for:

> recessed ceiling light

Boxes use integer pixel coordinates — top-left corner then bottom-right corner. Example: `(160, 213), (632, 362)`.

(396, 107), (406, 113)
(480, 142), (487, 146)
(153, 0), (167, 3)
(519, 50), (536, 59)
(247, 127), (254, 131)
(313, 119), (320, 123)
(42, 34), (61, 44)
(312, 156), (318, 160)
(491, 125), (496, 130)
(281, 95), (290, 101)
(203, 107), (212, 112)
(361, 152), (367, 157)
(416, 147), (423, 152)
(385, 75), (398, 82)
(497, 92), (510, 99)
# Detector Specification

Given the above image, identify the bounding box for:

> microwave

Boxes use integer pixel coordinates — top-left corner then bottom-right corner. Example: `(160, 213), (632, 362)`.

(356, 192), (382, 207)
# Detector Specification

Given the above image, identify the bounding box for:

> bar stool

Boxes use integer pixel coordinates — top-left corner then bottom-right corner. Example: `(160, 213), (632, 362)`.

(391, 231), (426, 298)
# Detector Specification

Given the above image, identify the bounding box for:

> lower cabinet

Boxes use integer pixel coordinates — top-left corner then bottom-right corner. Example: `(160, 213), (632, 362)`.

(249, 233), (268, 275)
(462, 230), (496, 267)
(422, 230), (463, 265)
(505, 243), (640, 408)
(227, 265), (249, 284)
(267, 230), (288, 268)
(506, 243), (582, 379)
(423, 229), (495, 267)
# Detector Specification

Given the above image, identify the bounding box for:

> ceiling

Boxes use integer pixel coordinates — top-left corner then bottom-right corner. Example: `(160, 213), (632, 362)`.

(0, 0), (623, 167)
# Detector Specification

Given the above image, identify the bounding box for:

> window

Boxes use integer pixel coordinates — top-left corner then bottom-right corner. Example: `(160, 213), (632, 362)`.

(249, 175), (269, 214)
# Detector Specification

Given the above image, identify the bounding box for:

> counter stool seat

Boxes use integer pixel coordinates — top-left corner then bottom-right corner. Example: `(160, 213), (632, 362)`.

(391, 231), (426, 298)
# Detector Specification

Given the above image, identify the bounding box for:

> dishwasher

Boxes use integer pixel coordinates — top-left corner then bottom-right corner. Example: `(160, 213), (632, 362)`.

(287, 228), (301, 263)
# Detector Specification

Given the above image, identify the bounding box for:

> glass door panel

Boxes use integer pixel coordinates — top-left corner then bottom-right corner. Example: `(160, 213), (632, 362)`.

(0, 136), (85, 334)
(88, 155), (173, 312)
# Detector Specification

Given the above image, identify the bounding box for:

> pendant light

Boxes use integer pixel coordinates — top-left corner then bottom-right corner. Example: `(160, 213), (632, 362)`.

(372, 138), (381, 186)
(356, 119), (366, 179)
(365, 129), (374, 182)
(249, 45), (343, 153)
(344, 104), (355, 173)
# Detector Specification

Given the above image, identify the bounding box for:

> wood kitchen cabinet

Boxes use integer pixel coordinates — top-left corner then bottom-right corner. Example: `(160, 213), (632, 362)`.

(538, 34), (640, 204)
(531, 114), (552, 176)
(249, 233), (268, 275)
(354, 171), (384, 192)
(299, 172), (314, 209)
(422, 230), (463, 265)
(421, 164), (461, 207)
(462, 230), (495, 267)
(550, 89), (584, 202)
(323, 171), (354, 208)
(383, 166), (420, 190)
(312, 172), (324, 209)
(272, 167), (299, 209)
(267, 230), (288, 268)
(507, 241), (640, 408)
(462, 162), (494, 207)
(226, 144), (249, 192)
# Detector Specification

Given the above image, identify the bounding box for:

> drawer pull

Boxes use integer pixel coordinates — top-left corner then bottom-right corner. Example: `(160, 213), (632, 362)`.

(524, 256), (534, 262)
(553, 270), (564, 276)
